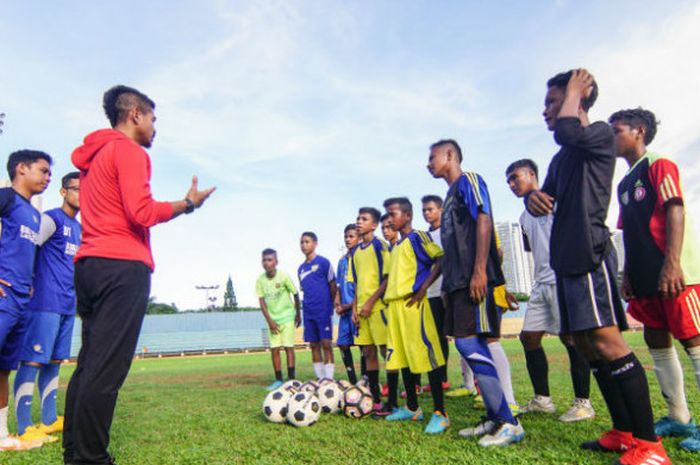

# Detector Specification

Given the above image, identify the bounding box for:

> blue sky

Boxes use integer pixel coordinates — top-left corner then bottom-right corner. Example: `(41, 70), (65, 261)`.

(2, 1), (699, 308)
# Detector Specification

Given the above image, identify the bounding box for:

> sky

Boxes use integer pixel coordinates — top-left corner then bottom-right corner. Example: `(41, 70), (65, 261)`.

(1, 0), (699, 309)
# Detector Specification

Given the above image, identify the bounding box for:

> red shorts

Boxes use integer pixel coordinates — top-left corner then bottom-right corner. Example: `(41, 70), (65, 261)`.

(627, 284), (700, 340)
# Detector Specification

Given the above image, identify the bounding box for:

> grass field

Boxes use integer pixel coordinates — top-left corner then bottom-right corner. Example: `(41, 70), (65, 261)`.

(2, 332), (699, 465)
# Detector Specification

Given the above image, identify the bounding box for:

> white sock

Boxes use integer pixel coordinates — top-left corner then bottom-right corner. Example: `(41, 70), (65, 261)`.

(461, 357), (475, 391)
(686, 345), (700, 391)
(488, 341), (516, 405)
(0, 406), (8, 438)
(313, 362), (324, 380)
(650, 347), (691, 423)
(324, 363), (335, 380)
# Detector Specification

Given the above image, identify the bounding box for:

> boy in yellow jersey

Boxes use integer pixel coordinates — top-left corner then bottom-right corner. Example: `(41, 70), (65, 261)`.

(380, 213), (398, 249)
(348, 207), (391, 413)
(382, 197), (448, 434)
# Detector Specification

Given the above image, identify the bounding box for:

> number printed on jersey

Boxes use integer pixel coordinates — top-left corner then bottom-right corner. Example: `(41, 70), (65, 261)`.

(65, 242), (79, 256)
(20, 225), (38, 244)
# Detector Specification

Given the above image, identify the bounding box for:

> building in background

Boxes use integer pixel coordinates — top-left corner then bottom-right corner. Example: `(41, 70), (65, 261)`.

(495, 221), (534, 295)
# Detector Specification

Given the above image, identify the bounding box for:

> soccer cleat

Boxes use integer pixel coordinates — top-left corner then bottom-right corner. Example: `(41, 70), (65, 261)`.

(442, 381), (450, 391)
(446, 386), (477, 398)
(424, 411), (450, 434)
(680, 430), (700, 452)
(400, 385), (423, 399)
(654, 416), (696, 437)
(478, 420), (525, 447)
(385, 406), (424, 421)
(614, 438), (670, 465)
(521, 395), (556, 414)
(372, 403), (397, 419)
(459, 417), (496, 438)
(381, 383), (389, 397)
(509, 403), (523, 417)
(266, 380), (284, 391)
(0, 435), (43, 451)
(559, 398), (595, 423)
(421, 384), (432, 393)
(580, 429), (634, 452)
(19, 426), (58, 444)
(38, 416), (64, 434)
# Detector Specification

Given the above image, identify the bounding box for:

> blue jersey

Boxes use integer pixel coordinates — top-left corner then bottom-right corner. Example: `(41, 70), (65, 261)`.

(336, 255), (355, 306)
(0, 188), (41, 298)
(298, 255), (335, 318)
(28, 208), (82, 315)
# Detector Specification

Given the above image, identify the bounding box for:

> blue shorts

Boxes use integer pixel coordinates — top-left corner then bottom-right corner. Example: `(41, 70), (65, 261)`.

(303, 315), (333, 343)
(0, 290), (30, 371)
(336, 313), (356, 346)
(20, 311), (75, 364)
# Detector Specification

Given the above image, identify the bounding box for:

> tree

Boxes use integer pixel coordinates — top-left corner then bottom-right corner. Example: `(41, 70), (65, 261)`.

(223, 275), (238, 310)
(146, 296), (178, 314)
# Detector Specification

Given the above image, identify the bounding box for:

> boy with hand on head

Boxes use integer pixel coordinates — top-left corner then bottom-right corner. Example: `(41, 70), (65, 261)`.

(0, 150), (52, 451)
(382, 197), (448, 434)
(348, 208), (392, 414)
(427, 139), (524, 447)
(298, 232), (337, 380)
(335, 224), (360, 384)
(611, 108), (700, 453)
(380, 213), (398, 249)
(14, 172), (82, 446)
(256, 248), (301, 390)
(506, 158), (594, 422)
(528, 69), (669, 464)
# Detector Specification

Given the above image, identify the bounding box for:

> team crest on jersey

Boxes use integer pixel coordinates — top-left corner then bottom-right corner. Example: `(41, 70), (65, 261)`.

(275, 283), (281, 288)
(621, 191), (629, 206)
(33, 344), (43, 354)
(311, 265), (319, 272)
(634, 186), (647, 202)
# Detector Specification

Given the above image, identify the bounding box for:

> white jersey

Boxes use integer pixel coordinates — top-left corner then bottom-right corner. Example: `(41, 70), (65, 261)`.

(426, 227), (443, 298)
(519, 210), (556, 285)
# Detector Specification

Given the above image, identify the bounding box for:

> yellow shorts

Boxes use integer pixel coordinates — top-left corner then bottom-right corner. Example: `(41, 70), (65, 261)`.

(354, 307), (388, 346)
(269, 321), (296, 348)
(385, 296), (445, 374)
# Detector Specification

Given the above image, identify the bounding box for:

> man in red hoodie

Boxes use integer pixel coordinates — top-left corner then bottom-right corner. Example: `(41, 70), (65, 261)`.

(63, 85), (215, 465)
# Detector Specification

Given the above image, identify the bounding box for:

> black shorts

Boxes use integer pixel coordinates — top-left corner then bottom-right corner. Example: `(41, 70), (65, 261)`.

(428, 296), (447, 339)
(444, 287), (501, 338)
(556, 251), (628, 333)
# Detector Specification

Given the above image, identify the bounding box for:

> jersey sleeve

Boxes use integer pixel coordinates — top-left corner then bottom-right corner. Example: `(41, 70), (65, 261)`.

(0, 188), (14, 217)
(326, 259), (336, 282)
(553, 118), (614, 158)
(346, 248), (357, 284)
(37, 213), (57, 246)
(648, 158), (684, 207)
(380, 242), (390, 277)
(458, 173), (492, 219)
(521, 227), (532, 252)
(284, 273), (298, 294)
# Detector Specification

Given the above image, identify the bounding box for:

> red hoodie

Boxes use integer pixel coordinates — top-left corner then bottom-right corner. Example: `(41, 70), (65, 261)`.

(72, 129), (174, 271)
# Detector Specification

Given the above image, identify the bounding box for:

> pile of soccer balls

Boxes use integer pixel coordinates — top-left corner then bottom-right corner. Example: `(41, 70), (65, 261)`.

(262, 378), (374, 427)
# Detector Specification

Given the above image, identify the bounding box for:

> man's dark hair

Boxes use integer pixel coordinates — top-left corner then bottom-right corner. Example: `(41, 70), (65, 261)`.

(430, 139), (463, 162)
(358, 207), (381, 224)
(262, 248), (277, 257)
(7, 150), (53, 181)
(344, 223), (356, 234)
(421, 195), (443, 208)
(505, 159), (539, 179)
(103, 85), (156, 128)
(301, 231), (318, 242)
(547, 70), (599, 111)
(61, 171), (80, 189)
(609, 108), (659, 145)
(383, 197), (412, 216)
(380, 213), (390, 222)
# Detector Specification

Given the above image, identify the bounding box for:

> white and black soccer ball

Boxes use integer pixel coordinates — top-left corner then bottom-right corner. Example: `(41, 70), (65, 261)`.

(336, 379), (352, 391)
(287, 391), (321, 427)
(262, 388), (292, 423)
(282, 379), (302, 392)
(343, 386), (374, 418)
(300, 380), (319, 394)
(318, 377), (334, 386)
(317, 382), (343, 414)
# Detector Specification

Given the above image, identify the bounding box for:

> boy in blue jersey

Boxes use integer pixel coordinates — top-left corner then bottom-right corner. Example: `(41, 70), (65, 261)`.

(298, 232), (337, 380)
(0, 150), (52, 451)
(427, 139), (524, 447)
(335, 224), (360, 383)
(14, 172), (81, 445)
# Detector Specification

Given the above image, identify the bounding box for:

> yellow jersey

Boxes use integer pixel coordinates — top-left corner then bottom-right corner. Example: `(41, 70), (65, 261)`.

(385, 230), (443, 301)
(347, 237), (390, 313)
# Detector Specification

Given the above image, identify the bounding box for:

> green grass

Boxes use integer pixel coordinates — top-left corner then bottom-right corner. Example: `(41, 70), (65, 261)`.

(2, 332), (699, 464)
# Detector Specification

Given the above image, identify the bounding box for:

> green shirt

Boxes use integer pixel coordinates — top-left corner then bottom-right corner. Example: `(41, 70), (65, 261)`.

(256, 270), (298, 324)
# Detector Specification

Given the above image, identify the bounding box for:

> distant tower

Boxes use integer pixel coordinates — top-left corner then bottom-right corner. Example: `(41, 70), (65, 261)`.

(223, 275), (238, 310)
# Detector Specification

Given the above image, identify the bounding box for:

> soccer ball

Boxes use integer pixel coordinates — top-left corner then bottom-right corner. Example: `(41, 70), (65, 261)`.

(262, 388), (292, 423)
(336, 379), (352, 391)
(343, 386), (374, 418)
(300, 380), (319, 394)
(287, 391), (321, 427)
(318, 377), (334, 386)
(282, 379), (302, 392)
(317, 383), (343, 414)
(356, 376), (369, 390)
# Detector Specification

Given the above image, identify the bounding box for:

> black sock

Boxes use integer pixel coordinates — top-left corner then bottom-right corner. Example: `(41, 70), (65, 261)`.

(609, 353), (656, 441)
(387, 371), (399, 408)
(367, 370), (381, 403)
(415, 374), (422, 389)
(566, 345), (591, 399)
(341, 348), (357, 384)
(440, 338), (449, 383)
(401, 368), (419, 411)
(287, 366), (295, 380)
(274, 370), (283, 382)
(590, 359), (632, 433)
(360, 353), (367, 377)
(428, 369), (444, 413)
(525, 347), (550, 397)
